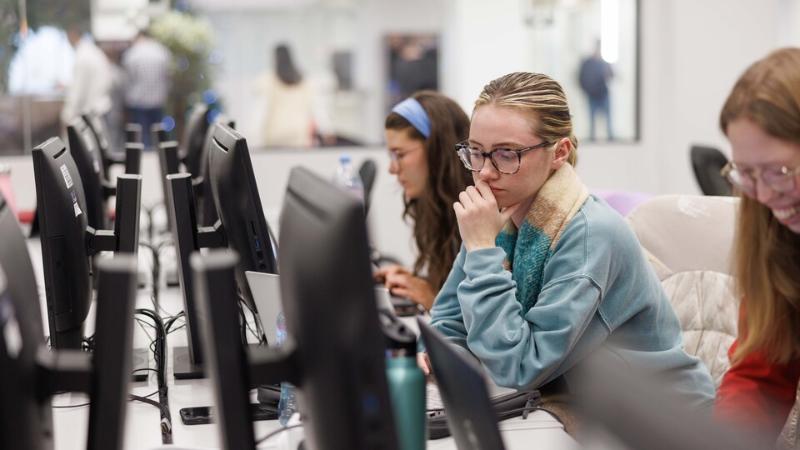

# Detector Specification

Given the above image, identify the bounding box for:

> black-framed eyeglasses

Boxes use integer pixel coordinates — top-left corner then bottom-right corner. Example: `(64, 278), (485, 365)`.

(455, 141), (553, 175)
(721, 161), (800, 197)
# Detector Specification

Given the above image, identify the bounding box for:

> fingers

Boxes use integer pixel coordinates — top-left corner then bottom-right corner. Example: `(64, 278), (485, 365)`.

(458, 190), (475, 209)
(389, 286), (412, 299)
(417, 352), (431, 376)
(375, 265), (407, 283)
(385, 271), (410, 292)
(473, 180), (496, 204)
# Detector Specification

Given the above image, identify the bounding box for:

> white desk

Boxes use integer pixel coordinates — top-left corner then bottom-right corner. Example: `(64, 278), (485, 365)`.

(33, 241), (575, 450)
(150, 288), (577, 450)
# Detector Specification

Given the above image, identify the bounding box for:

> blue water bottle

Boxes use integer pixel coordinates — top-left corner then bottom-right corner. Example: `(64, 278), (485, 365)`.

(275, 312), (297, 426)
(333, 154), (365, 203)
(384, 319), (426, 450)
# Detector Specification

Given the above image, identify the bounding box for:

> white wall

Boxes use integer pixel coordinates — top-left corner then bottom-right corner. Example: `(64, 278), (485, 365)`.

(640, 0), (792, 194)
(441, 0), (800, 195)
(440, 0), (535, 114)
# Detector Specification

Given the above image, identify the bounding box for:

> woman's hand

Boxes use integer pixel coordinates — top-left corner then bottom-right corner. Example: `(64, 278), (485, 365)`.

(453, 181), (519, 252)
(374, 265), (436, 310)
(417, 352), (432, 376)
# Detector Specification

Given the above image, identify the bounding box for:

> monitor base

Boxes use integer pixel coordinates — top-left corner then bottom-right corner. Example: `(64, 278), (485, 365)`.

(173, 345), (204, 379)
(132, 347), (149, 382)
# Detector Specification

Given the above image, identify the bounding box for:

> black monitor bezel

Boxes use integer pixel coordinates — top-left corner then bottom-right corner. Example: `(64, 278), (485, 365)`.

(207, 122), (278, 315)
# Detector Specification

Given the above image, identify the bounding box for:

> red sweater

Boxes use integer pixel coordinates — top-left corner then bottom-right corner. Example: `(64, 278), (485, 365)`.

(716, 339), (800, 439)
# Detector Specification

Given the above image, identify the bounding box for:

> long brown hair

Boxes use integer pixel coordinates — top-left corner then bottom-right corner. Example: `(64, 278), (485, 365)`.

(719, 48), (800, 364)
(475, 72), (578, 166)
(385, 91), (471, 290)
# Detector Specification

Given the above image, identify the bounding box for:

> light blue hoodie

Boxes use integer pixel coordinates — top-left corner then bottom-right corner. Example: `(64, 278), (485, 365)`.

(430, 195), (715, 407)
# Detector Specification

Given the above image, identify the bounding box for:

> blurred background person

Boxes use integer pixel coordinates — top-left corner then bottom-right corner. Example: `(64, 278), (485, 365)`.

(122, 27), (171, 149)
(98, 42), (126, 153)
(375, 91), (471, 310)
(579, 39), (614, 141)
(386, 36), (438, 109)
(259, 43), (334, 148)
(60, 23), (112, 127)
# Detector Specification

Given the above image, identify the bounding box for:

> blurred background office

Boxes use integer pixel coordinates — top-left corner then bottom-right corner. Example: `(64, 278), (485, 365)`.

(2, 0), (800, 266)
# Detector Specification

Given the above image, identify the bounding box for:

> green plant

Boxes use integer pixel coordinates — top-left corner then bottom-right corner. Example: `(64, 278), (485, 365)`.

(149, 10), (214, 137)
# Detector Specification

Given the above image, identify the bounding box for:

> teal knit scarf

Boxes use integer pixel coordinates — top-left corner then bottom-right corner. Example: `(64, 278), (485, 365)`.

(495, 164), (589, 313)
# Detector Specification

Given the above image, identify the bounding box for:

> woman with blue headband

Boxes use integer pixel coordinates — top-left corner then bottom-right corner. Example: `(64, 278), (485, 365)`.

(375, 91), (471, 311)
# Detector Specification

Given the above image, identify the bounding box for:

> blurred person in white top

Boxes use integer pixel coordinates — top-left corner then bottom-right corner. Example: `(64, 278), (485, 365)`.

(122, 29), (171, 148)
(258, 43), (335, 148)
(60, 24), (113, 127)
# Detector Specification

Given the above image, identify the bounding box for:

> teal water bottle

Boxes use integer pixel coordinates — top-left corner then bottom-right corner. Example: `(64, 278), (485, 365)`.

(385, 321), (426, 450)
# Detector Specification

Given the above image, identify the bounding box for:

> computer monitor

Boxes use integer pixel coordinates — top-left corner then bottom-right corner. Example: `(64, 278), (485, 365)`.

(82, 112), (143, 176)
(85, 256), (138, 450)
(0, 256), (137, 450)
(68, 117), (114, 230)
(573, 351), (767, 450)
(278, 166), (398, 449)
(0, 266), (48, 450)
(180, 102), (211, 179)
(192, 166), (399, 450)
(0, 197), (51, 450)
(207, 123), (278, 315)
(166, 172), (225, 379)
(0, 191), (44, 345)
(417, 320), (506, 450)
(192, 250), (260, 450)
(196, 116), (233, 227)
(32, 137), (141, 349)
(82, 112), (113, 179)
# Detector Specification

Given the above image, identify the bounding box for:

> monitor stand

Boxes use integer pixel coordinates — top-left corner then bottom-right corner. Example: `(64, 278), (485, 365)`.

(132, 348), (150, 382)
(173, 346), (204, 379)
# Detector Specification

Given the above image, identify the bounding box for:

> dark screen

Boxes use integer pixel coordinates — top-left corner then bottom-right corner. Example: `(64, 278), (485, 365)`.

(278, 166), (398, 450)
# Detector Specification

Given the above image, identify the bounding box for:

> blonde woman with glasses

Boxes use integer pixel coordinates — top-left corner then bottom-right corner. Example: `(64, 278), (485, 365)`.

(421, 72), (715, 425)
(714, 48), (800, 448)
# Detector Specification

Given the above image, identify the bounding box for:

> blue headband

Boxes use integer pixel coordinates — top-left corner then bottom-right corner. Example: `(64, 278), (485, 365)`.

(391, 98), (431, 139)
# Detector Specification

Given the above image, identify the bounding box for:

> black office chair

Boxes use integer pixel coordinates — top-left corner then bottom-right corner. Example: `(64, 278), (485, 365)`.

(690, 145), (732, 196)
(358, 158), (378, 213)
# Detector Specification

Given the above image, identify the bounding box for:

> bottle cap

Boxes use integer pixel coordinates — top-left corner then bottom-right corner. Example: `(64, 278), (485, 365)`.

(382, 315), (417, 354)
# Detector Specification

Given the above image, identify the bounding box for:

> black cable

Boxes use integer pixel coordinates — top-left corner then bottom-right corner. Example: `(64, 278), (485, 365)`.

(236, 291), (267, 344)
(167, 323), (185, 334)
(164, 311), (185, 335)
(135, 308), (172, 444)
(255, 424), (304, 445)
(129, 394), (171, 419)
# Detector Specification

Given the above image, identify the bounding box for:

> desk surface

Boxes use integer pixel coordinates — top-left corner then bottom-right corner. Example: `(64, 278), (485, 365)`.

(28, 237), (576, 450)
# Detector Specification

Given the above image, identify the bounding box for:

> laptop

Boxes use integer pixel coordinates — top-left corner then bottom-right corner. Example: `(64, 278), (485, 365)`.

(417, 319), (506, 450)
(245, 271), (398, 345)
